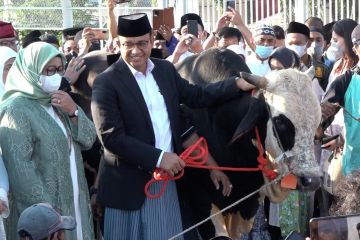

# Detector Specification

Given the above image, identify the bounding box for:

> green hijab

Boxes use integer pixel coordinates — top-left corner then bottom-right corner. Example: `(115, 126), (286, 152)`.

(1, 42), (66, 106)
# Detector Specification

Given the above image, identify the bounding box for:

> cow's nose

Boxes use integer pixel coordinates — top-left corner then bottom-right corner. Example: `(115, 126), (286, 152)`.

(297, 176), (321, 192)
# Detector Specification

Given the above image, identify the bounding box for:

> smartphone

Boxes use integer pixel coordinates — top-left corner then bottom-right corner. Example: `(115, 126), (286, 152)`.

(285, 231), (304, 240)
(116, 0), (130, 3)
(153, 10), (164, 30)
(310, 214), (360, 240)
(226, 0), (235, 10)
(321, 134), (340, 145)
(152, 8), (174, 31)
(187, 19), (198, 37)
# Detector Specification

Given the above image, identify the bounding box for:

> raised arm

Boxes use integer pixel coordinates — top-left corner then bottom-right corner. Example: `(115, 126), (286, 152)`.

(228, 7), (255, 52)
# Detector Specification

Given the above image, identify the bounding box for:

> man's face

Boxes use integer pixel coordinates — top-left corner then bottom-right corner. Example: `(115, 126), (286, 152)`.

(119, 33), (153, 73)
(153, 39), (169, 58)
(217, 36), (239, 48)
(309, 31), (325, 48)
(285, 33), (308, 46)
(153, 39), (166, 50)
(63, 40), (78, 55)
(253, 34), (276, 47)
(275, 38), (285, 48)
(0, 37), (18, 52)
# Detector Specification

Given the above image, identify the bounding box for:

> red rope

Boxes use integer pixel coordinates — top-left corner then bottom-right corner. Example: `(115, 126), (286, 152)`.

(144, 130), (278, 199)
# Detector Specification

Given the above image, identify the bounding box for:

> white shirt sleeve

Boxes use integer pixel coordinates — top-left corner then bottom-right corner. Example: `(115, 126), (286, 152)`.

(156, 151), (165, 168)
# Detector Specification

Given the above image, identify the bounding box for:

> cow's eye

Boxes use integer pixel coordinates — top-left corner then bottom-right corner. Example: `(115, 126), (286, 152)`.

(272, 114), (295, 151)
(275, 118), (283, 125)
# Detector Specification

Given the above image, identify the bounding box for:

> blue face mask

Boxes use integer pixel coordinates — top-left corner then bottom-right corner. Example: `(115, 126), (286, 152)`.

(255, 45), (274, 59)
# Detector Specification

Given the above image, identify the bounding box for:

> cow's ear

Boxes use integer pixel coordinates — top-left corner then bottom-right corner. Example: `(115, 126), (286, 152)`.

(230, 97), (267, 144)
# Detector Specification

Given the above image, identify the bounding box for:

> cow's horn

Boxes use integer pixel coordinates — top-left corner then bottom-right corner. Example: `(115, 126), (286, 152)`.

(240, 72), (268, 89)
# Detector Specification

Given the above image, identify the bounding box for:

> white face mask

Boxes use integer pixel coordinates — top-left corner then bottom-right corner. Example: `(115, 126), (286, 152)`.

(39, 73), (62, 93)
(325, 42), (343, 62)
(307, 42), (324, 59)
(286, 42), (308, 58)
(227, 43), (246, 58)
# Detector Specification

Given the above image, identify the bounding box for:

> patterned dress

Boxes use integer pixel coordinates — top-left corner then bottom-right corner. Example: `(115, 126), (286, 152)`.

(0, 97), (96, 240)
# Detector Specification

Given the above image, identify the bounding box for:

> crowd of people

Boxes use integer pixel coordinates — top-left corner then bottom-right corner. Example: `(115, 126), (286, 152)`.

(0, 0), (360, 239)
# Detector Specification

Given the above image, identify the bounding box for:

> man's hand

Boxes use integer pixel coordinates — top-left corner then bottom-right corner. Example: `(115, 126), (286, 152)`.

(78, 27), (95, 55)
(107, 0), (117, 12)
(159, 152), (186, 177)
(227, 7), (245, 27)
(172, 36), (191, 61)
(214, 14), (230, 33)
(187, 34), (203, 53)
(210, 170), (232, 196)
(159, 25), (173, 42)
(90, 192), (103, 220)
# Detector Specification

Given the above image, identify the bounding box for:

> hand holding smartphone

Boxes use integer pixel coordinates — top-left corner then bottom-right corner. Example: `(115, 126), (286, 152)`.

(226, 0), (235, 11)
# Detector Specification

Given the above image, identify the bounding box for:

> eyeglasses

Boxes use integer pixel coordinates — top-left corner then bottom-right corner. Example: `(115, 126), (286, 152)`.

(0, 39), (19, 47)
(121, 40), (149, 50)
(44, 66), (65, 76)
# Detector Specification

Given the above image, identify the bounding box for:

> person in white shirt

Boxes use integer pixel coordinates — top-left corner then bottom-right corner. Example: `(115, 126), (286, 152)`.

(167, 13), (205, 64)
(245, 25), (276, 76)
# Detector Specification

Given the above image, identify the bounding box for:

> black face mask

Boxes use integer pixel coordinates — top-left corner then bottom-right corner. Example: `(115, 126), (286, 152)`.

(89, 41), (101, 52)
(65, 52), (78, 62)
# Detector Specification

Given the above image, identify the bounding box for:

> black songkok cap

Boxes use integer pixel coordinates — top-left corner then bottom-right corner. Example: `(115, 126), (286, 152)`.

(22, 30), (42, 48)
(62, 27), (84, 39)
(118, 13), (152, 37)
(180, 13), (204, 30)
(287, 21), (310, 39)
(351, 24), (360, 44)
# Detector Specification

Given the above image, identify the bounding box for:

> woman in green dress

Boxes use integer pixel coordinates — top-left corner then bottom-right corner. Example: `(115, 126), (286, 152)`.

(0, 42), (96, 240)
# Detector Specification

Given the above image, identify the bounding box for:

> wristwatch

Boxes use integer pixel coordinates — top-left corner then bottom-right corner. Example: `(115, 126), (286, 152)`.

(68, 108), (78, 118)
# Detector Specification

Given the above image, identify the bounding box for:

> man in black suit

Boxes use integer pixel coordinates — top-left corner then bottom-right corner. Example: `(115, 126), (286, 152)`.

(91, 13), (248, 240)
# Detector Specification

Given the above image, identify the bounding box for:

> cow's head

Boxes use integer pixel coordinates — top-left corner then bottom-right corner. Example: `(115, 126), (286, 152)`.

(237, 69), (321, 191)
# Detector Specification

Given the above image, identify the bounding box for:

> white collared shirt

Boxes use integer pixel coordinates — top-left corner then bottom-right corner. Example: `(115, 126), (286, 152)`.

(246, 54), (271, 76)
(124, 59), (173, 167)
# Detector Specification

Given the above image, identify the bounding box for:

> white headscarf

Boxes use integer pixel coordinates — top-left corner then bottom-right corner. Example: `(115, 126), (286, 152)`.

(0, 46), (17, 97)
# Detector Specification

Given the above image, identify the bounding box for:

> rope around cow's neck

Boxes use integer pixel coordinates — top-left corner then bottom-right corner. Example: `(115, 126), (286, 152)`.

(332, 102), (360, 123)
(168, 174), (284, 240)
